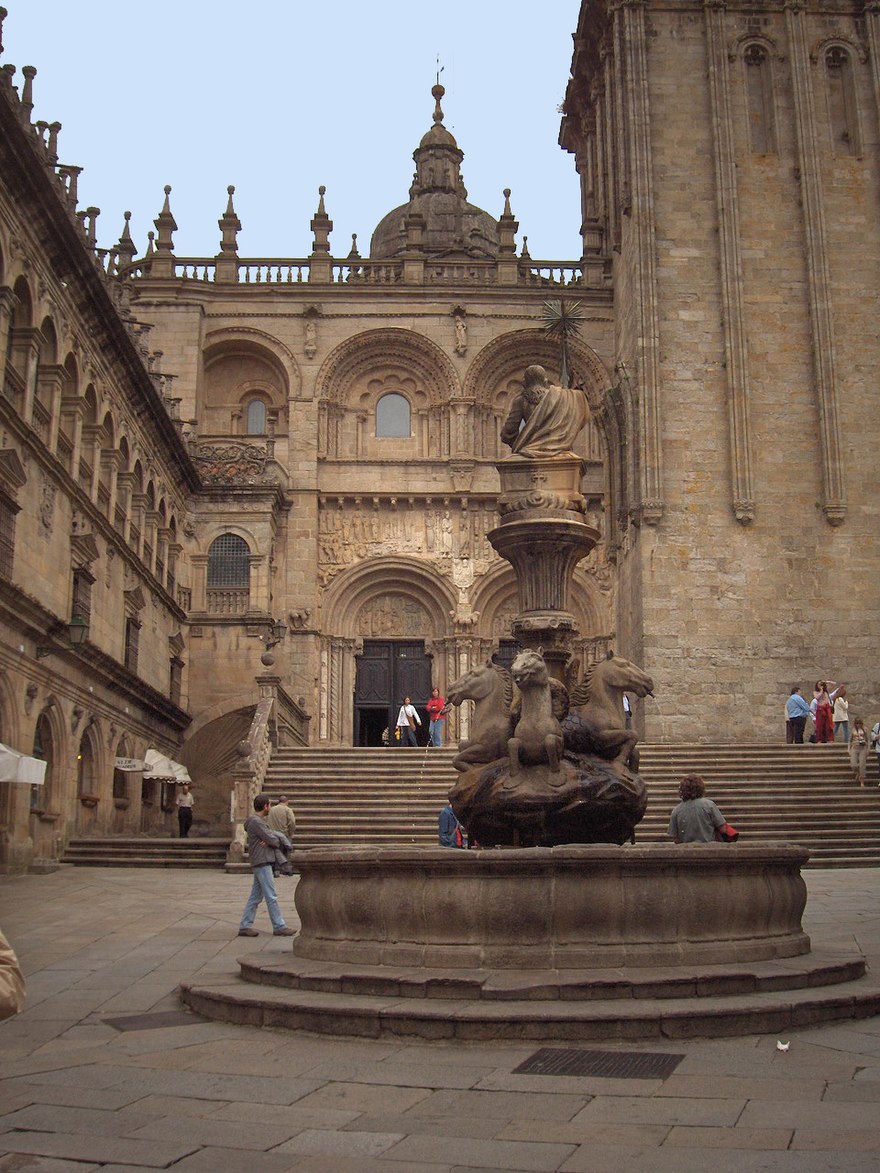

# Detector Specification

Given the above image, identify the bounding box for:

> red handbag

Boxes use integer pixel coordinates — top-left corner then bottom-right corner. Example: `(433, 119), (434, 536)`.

(715, 823), (739, 842)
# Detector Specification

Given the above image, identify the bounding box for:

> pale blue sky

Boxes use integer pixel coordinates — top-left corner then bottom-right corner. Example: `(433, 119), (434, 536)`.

(6, 1), (583, 262)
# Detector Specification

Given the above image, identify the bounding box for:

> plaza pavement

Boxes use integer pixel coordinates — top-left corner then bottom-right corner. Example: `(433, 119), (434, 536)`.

(0, 865), (879, 1173)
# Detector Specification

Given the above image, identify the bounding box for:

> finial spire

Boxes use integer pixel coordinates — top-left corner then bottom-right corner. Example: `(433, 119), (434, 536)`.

(431, 58), (445, 126)
(115, 210), (136, 270)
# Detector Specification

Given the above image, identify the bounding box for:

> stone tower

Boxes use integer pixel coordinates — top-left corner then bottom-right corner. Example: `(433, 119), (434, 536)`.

(560, 0), (880, 738)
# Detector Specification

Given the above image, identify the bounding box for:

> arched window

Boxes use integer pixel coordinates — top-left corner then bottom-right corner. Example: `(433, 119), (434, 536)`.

(76, 728), (97, 798)
(826, 47), (859, 155)
(245, 399), (267, 435)
(31, 712), (52, 812)
(376, 392), (411, 438)
(207, 534), (250, 614)
(743, 44), (776, 154)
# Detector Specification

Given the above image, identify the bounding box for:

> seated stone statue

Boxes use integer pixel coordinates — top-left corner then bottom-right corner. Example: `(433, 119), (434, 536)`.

(500, 365), (588, 460)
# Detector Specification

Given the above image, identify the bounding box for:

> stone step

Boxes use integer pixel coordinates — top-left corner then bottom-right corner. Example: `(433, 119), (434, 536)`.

(60, 837), (229, 869)
(237, 949), (865, 1000)
(180, 967), (880, 1042)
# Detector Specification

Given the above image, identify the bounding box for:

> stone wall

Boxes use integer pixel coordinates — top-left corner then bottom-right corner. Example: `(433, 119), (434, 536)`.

(562, 0), (880, 742)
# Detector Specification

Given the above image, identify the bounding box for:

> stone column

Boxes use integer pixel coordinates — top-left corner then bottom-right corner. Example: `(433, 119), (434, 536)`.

(704, 0), (755, 524)
(619, 0), (663, 524)
(0, 287), (15, 369)
(784, 0), (845, 525)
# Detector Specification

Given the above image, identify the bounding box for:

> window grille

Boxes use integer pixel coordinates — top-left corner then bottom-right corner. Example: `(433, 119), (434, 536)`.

(124, 617), (140, 674)
(72, 569), (92, 625)
(207, 534), (250, 588)
(0, 493), (15, 578)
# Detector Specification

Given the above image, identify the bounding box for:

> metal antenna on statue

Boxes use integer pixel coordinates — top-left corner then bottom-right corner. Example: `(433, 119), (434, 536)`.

(542, 298), (585, 388)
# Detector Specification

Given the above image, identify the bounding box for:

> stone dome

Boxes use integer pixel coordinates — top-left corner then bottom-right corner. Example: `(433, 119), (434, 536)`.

(369, 84), (499, 260)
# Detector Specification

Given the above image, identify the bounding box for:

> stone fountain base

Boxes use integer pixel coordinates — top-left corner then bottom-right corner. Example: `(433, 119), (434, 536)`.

(289, 844), (810, 968)
(180, 844), (880, 1039)
(177, 844), (880, 1036)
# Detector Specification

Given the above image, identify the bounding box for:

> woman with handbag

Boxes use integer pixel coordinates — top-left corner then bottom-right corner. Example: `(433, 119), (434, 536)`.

(395, 696), (421, 747)
(667, 775), (737, 843)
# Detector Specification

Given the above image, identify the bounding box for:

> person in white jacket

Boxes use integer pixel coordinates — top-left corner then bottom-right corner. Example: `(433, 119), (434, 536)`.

(395, 696), (421, 747)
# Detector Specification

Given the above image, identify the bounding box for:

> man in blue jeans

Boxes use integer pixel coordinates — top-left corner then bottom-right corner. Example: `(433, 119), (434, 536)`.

(238, 794), (294, 937)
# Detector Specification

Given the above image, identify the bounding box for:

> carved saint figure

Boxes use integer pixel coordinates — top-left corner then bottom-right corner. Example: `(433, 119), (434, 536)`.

(453, 313), (467, 356)
(500, 364), (588, 460)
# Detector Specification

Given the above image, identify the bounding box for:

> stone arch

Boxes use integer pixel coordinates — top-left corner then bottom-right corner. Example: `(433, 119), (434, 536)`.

(76, 719), (103, 798)
(200, 522), (259, 556)
(38, 316), (58, 364)
(728, 32), (783, 63)
(464, 329), (612, 409)
(0, 670), (21, 748)
(203, 327), (300, 392)
(322, 556), (457, 639)
(809, 35), (867, 65)
(11, 275), (33, 329)
(32, 697), (66, 816)
(316, 328), (460, 410)
(469, 564), (606, 646)
(462, 329), (612, 465)
(201, 332), (295, 435)
(470, 563), (520, 643)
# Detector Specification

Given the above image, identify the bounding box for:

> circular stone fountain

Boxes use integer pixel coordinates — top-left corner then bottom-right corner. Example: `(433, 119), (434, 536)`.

(291, 843), (811, 969)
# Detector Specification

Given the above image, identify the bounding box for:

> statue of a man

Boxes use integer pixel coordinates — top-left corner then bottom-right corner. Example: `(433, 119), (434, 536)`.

(500, 365), (588, 459)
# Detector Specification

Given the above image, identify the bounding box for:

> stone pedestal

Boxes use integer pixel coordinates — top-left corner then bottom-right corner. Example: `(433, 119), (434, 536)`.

(489, 456), (598, 678)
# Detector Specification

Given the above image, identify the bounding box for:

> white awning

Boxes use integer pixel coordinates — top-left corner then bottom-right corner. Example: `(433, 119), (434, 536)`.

(142, 749), (191, 783)
(0, 743), (47, 785)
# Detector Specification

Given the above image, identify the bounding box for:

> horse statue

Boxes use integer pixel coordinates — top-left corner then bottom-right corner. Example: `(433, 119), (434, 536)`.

(508, 650), (564, 775)
(563, 654), (654, 770)
(446, 660), (513, 773)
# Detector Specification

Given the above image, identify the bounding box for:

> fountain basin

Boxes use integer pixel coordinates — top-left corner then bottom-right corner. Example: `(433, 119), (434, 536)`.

(291, 843), (810, 969)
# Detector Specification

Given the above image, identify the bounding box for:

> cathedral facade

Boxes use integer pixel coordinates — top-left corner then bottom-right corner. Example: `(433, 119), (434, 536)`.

(1, 2), (877, 870)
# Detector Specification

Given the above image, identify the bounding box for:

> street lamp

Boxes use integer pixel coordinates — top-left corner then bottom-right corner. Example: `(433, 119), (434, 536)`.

(36, 616), (91, 659)
(260, 618), (288, 667)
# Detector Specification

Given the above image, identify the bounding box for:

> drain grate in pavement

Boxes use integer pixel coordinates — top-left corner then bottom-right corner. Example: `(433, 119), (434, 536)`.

(513, 1047), (685, 1080)
(104, 1010), (201, 1032)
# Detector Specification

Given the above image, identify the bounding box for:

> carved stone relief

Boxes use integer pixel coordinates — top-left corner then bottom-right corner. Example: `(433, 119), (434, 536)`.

(355, 593), (430, 638)
(40, 478), (56, 532)
(317, 500), (500, 586)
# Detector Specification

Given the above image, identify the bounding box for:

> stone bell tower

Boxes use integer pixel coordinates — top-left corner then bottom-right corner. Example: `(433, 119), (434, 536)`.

(559, 0), (880, 740)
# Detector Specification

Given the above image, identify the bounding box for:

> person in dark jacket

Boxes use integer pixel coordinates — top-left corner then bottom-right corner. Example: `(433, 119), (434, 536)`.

(438, 803), (464, 847)
(238, 794), (294, 937)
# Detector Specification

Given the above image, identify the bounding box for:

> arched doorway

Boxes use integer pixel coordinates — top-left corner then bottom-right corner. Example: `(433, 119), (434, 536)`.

(320, 558), (457, 746)
(354, 639), (433, 746)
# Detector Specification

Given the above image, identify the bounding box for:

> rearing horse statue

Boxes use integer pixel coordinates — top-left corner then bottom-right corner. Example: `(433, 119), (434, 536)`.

(446, 660), (513, 773)
(564, 654), (654, 770)
(508, 650), (564, 775)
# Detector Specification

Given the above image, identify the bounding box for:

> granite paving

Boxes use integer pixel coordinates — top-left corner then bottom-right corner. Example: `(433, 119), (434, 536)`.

(0, 865), (878, 1172)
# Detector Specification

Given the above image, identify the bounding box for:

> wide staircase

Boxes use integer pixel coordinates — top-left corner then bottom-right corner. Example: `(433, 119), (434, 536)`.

(60, 837), (229, 869)
(60, 743), (880, 868)
(265, 742), (880, 868)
